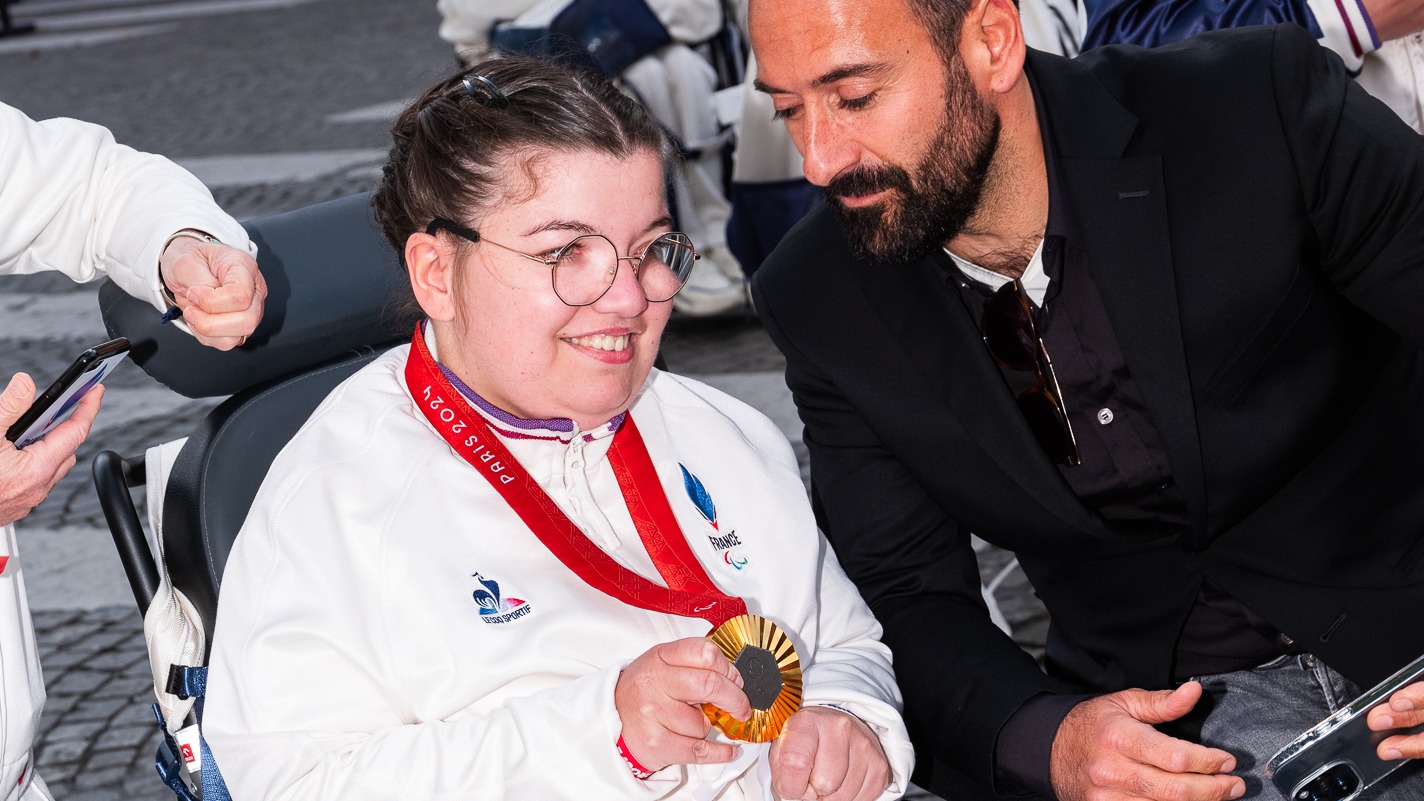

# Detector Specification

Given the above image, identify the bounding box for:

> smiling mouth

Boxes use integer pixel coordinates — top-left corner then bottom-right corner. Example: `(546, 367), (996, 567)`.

(563, 333), (631, 352)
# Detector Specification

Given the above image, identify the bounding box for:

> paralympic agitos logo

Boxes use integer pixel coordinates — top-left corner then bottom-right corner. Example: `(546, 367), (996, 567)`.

(679, 464), (749, 570)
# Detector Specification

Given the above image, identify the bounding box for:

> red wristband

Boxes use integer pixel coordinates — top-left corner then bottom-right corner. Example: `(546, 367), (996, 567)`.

(616, 734), (656, 780)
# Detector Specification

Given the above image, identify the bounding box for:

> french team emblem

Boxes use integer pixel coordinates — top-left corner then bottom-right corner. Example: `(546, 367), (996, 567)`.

(680, 464), (749, 570)
(471, 573), (532, 624)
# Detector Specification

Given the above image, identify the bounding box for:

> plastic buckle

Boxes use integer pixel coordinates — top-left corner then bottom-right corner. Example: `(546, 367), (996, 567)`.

(152, 704), (200, 801)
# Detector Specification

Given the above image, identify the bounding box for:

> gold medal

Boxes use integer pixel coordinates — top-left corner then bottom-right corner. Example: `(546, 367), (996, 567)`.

(703, 614), (803, 742)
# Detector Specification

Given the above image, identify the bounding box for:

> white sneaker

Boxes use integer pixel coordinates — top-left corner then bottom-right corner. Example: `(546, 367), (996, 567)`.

(674, 248), (747, 317)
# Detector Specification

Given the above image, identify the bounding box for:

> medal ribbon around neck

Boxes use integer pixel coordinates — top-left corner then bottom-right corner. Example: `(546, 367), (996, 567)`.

(403, 325), (747, 628)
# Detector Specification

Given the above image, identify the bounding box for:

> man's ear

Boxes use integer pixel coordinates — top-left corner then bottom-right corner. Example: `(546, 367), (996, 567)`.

(962, 0), (1027, 96)
(406, 232), (458, 322)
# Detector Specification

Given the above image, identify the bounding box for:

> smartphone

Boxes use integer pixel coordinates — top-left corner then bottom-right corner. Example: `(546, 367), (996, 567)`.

(1265, 653), (1424, 801)
(5, 337), (130, 449)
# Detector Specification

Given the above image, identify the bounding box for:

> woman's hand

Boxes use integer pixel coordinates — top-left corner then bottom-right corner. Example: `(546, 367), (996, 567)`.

(614, 637), (752, 772)
(770, 706), (891, 801)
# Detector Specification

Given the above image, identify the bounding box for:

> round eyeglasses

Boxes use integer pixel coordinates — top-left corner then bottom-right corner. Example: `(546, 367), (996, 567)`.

(426, 218), (699, 307)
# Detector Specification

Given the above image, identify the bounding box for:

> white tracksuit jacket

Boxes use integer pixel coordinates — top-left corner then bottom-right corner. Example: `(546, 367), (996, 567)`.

(205, 342), (914, 800)
(0, 100), (251, 801)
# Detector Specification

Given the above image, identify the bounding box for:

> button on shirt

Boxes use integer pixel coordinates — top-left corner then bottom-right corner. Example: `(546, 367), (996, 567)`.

(943, 237), (1187, 529)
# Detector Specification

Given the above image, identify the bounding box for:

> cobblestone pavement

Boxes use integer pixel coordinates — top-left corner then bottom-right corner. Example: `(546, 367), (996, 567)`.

(0, 2), (1048, 797)
(30, 608), (163, 800)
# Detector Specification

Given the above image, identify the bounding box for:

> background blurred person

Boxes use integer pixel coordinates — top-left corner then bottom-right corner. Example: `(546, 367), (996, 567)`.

(1080, 0), (1424, 131)
(436, 0), (750, 316)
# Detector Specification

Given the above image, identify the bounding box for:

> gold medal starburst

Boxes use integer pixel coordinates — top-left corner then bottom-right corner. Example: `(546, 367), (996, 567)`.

(703, 614), (803, 742)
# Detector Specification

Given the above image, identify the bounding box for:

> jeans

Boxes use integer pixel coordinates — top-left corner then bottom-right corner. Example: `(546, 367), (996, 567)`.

(1193, 654), (1424, 800)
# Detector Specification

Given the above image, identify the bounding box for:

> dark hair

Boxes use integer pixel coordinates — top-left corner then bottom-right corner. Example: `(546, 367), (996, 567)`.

(903, 0), (974, 69)
(372, 56), (679, 265)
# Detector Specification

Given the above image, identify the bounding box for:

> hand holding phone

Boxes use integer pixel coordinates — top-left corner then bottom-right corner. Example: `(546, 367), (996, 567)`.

(1266, 654), (1424, 801)
(1, 338), (128, 527)
(5, 338), (129, 448)
(1368, 681), (1424, 760)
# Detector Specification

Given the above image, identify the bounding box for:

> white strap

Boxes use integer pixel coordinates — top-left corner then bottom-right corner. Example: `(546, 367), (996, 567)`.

(139, 439), (207, 733)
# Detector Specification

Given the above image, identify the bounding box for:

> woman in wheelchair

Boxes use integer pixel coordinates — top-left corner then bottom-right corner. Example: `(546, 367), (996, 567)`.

(201, 57), (912, 801)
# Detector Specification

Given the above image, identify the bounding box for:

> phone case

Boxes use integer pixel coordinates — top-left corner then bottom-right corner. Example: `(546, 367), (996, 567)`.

(5, 337), (131, 447)
(1265, 652), (1424, 801)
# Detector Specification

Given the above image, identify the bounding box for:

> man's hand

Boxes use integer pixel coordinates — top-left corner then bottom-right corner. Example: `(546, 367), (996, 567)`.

(770, 706), (890, 801)
(0, 373), (103, 527)
(160, 235), (266, 351)
(614, 637), (752, 772)
(1051, 682), (1246, 801)
(1369, 680), (1424, 760)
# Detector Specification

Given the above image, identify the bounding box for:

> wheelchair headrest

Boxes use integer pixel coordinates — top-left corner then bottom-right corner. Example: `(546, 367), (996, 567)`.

(99, 192), (413, 398)
(162, 347), (389, 648)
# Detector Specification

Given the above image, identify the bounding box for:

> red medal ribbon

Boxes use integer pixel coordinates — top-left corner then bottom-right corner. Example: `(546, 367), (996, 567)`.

(403, 325), (747, 628)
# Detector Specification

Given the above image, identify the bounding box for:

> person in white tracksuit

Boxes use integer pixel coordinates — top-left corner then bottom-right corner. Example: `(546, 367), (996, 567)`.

(0, 100), (263, 801)
(203, 57), (913, 801)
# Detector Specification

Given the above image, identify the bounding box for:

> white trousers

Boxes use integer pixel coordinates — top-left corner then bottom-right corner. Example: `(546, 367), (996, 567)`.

(0, 524), (52, 801)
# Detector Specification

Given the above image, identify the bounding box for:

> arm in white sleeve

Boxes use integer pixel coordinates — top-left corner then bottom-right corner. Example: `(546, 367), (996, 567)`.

(0, 101), (253, 310)
(644, 0), (725, 43)
(204, 486), (679, 801)
(210, 657), (669, 801)
(436, 0), (541, 55)
(1306, 0), (1380, 69)
(796, 536), (915, 801)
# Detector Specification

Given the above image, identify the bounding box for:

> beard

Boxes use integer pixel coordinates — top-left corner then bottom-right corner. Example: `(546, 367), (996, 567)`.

(825, 54), (1001, 265)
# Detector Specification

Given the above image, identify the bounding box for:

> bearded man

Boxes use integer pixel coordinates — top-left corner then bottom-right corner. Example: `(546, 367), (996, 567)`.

(747, 0), (1424, 800)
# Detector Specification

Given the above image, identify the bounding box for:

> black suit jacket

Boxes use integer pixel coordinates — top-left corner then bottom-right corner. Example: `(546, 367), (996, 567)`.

(752, 24), (1424, 797)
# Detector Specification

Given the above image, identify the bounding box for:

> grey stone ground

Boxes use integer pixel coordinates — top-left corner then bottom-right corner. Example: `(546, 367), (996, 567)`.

(0, 1), (1048, 797)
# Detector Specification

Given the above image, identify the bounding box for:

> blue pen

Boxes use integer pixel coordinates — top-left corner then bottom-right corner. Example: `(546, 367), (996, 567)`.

(160, 305), (183, 324)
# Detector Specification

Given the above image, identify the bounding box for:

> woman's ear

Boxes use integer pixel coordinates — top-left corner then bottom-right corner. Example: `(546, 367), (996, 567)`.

(406, 232), (458, 322)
